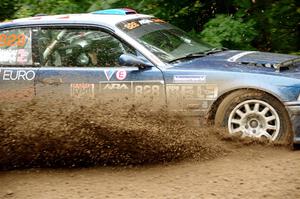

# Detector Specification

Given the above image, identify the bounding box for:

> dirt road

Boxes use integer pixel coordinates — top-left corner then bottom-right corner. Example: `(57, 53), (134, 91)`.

(1, 99), (299, 198)
(1, 146), (299, 199)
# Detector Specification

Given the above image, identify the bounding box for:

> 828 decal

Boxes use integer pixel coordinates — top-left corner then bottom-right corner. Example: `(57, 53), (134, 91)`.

(124, 22), (140, 30)
(0, 34), (26, 47)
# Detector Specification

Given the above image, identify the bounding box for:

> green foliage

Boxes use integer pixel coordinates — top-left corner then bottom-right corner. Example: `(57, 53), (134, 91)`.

(266, 0), (299, 53)
(88, 0), (215, 31)
(0, 0), (299, 53)
(199, 0), (299, 52)
(0, 0), (19, 21)
(200, 15), (257, 50)
(14, 0), (93, 18)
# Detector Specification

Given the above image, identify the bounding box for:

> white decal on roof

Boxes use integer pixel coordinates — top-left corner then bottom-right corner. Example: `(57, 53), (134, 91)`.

(227, 51), (256, 62)
(139, 19), (152, 25)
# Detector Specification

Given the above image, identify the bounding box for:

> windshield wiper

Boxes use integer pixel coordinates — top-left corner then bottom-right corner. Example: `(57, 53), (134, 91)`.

(204, 47), (228, 55)
(168, 53), (206, 63)
(169, 47), (227, 63)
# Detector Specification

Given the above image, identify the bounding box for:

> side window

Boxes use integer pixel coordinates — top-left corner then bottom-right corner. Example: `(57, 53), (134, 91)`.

(0, 28), (32, 66)
(37, 28), (136, 67)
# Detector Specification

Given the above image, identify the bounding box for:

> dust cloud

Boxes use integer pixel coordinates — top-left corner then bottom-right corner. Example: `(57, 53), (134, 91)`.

(0, 97), (228, 170)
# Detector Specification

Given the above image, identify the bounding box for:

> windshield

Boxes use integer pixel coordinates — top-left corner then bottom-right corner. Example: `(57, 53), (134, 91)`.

(117, 18), (213, 63)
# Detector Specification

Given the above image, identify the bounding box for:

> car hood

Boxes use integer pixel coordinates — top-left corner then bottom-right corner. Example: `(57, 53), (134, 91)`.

(171, 50), (300, 73)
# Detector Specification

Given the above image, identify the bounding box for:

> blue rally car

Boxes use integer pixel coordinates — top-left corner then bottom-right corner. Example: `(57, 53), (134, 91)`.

(0, 9), (299, 143)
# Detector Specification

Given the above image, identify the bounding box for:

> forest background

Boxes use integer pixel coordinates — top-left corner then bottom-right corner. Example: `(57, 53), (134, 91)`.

(0, 0), (299, 54)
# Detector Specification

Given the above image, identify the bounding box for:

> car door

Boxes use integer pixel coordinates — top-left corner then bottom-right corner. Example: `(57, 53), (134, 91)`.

(0, 27), (38, 102)
(34, 26), (165, 105)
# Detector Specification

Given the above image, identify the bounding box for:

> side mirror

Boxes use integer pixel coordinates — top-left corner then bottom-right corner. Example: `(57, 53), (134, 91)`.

(119, 54), (153, 68)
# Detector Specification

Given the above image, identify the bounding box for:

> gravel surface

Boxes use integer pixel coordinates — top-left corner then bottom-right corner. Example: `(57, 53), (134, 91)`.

(0, 98), (299, 198)
(0, 146), (299, 199)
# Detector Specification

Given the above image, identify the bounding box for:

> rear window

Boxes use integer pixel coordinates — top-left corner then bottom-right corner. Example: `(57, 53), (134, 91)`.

(0, 28), (32, 66)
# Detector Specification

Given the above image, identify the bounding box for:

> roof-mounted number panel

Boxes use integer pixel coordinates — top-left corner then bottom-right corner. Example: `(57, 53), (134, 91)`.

(91, 8), (137, 15)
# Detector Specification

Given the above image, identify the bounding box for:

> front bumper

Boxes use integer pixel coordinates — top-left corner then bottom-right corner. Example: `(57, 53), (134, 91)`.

(285, 102), (300, 143)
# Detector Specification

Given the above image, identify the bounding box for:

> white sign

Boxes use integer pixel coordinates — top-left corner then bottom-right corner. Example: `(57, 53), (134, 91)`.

(0, 49), (18, 64)
(0, 69), (35, 81)
(173, 75), (206, 83)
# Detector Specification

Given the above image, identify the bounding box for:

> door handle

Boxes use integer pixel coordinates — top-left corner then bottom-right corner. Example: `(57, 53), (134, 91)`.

(39, 77), (63, 85)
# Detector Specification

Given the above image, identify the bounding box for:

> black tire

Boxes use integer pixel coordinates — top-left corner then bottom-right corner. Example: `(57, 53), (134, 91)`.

(215, 90), (292, 142)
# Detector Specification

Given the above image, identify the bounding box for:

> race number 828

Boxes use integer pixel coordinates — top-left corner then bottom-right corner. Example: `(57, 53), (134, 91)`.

(124, 22), (140, 30)
(0, 34), (26, 47)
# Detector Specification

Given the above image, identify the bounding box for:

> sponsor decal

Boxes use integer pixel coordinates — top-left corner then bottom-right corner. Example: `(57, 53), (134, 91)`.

(0, 34), (26, 47)
(166, 84), (218, 110)
(0, 49), (31, 64)
(70, 83), (95, 98)
(102, 83), (130, 92)
(99, 81), (163, 97)
(166, 84), (218, 100)
(116, 70), (127, 81)
(173, 75), (206, 83)
(0, 69), (35, 81)
(139, 19), (152, 25)
(0, 49), (18, 64)
(151, 18), (166, 23)
(104, 69), (115, 81)
(17, 49), (30, 64)
(227, 51), (256, 62)
(122, 18), (165, 31)
(135, 85), (160, 97)
(124, 21), (140, 30)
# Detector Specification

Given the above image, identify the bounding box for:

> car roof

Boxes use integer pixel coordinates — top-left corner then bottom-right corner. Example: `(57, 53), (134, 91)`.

(0, 12), (152, 30)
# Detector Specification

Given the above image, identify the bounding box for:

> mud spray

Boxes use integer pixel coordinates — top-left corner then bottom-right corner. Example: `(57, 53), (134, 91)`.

(0, 97), (287, 170)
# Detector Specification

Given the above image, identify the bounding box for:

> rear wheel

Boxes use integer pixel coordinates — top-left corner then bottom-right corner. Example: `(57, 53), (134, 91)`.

(215, 90), (292, 141)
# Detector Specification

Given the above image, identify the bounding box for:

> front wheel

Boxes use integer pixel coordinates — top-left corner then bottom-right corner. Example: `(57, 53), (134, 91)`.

(215, 90), (292, 141)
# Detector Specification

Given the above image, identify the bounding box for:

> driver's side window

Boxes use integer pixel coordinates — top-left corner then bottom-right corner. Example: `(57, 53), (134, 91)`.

(36, 27), (136, 67)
